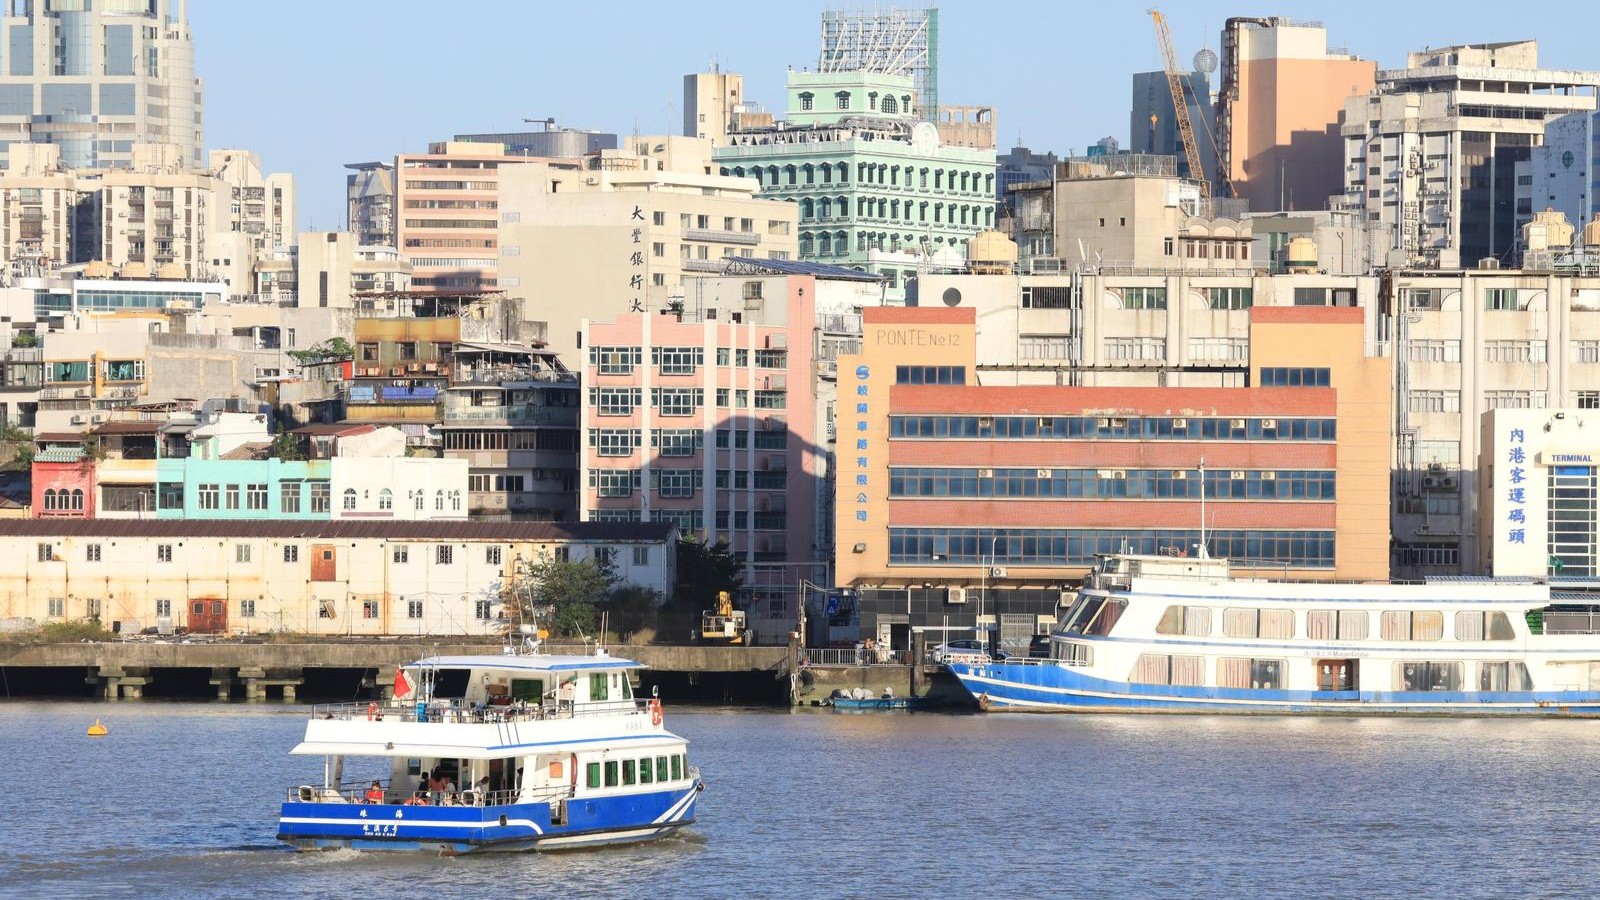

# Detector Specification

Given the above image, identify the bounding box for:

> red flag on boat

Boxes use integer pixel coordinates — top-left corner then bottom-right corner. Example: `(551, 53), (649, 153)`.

(393, 669), (411, 699)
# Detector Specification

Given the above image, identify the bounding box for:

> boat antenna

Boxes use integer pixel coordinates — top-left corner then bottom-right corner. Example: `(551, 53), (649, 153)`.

(1197, 457), (1209, 559)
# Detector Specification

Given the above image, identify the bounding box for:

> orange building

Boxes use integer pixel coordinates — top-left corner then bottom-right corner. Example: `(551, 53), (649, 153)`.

(832, 305), (1390, 650)
(1218, 18), (1375, 210)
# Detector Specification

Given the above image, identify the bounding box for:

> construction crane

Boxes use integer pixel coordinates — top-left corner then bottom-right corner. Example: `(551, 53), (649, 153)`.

(1148, 8), (1209, 198)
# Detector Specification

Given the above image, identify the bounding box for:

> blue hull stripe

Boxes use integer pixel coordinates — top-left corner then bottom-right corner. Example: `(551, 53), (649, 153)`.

(949, 663), (1600, 716)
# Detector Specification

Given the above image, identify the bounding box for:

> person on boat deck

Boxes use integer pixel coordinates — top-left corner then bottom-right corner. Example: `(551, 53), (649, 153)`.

(475, 775), (491, 802)
(363, 780), (384, 803)
(403, 792), (428, 806)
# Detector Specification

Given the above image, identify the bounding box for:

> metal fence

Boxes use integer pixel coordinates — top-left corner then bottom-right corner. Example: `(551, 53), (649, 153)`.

(801, 648), (910, 667)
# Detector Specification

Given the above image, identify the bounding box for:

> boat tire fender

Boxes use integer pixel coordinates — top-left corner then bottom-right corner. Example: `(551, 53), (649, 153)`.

(649, 698), (663, 726)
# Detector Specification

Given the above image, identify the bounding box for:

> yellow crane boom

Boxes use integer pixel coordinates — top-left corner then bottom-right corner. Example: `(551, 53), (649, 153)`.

(1148, 8), (1210, 198)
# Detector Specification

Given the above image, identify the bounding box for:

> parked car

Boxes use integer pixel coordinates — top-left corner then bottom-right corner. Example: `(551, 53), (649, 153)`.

(1028, 635), (1052, 659)
(930, 639), (1010, 664)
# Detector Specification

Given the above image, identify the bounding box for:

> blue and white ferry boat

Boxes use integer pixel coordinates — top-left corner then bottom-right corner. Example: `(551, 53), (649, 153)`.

(277, 648), (702, 853)
(948, 552), (1600, 716)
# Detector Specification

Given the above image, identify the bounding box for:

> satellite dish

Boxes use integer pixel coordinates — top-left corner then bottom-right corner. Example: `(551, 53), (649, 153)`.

(1194, 48), (1218, 75)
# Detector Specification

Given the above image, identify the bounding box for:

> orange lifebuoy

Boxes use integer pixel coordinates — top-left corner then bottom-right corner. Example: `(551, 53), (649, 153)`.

(649, 699), (663, 726)
(366, 701), (378, 720)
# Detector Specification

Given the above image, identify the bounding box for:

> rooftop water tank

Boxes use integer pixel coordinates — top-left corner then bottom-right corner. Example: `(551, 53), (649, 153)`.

(82, 259), (113, 279)
(1583, 213), (1600, 249)
(1284, 235), (1318, 273)
(155, 262), (188, 281)
(1522, 207), (1574, 253)
(118, 261), (149, 280)
(966, 229), (1017, 275)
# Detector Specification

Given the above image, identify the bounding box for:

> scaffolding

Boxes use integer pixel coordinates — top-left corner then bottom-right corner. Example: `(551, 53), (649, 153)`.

(819, 7), (938, 122)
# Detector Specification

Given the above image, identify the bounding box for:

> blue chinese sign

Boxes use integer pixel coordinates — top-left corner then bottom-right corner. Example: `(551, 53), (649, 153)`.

(1507, 428), (1526, 544)
(854, 365), (871, 522)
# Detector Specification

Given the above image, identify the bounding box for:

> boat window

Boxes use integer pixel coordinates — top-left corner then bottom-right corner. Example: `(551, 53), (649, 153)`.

(620, 677), (633, 699)
(1396, 661), (1462, 691)
(590, 673), (610, 702)
(672, 755), (683, 781)
(1381, 611), (1444, 641)
(1083, 598), (1126, 635)
(1130, 653), (1204, 686)
(586, 763), (601, 789)
(639, 758), (654, 784)
(1307, 610), (1368, 640)
(1222, 608), (1294, 639)
(1479, 661), (1533, 691)
(1052, 641), (1093, 665)
(511, 678), (545, 702)
(622, 760), (636, 786)
(1455, 611), (1515, 641)
(1218, 657), (1285, 690)
(1536, 606), (1600, 635)
(432, 668), (472, 699)
(1155, 605), (1212, 636)
(656, 756), (669, 782)
(604, 761), (619, 787)
(1062, 595), (1103, 633)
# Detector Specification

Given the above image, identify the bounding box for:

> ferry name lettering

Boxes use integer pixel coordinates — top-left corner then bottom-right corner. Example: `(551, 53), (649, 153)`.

(361, 823), (399, 836)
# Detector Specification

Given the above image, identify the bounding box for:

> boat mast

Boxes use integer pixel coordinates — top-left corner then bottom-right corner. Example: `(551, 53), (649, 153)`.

(1197, 457), (1209, 559)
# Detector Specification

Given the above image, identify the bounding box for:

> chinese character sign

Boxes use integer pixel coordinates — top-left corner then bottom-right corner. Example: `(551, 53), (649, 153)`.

(854, 365), (871, 523)
(1506, 429), (1526, 544)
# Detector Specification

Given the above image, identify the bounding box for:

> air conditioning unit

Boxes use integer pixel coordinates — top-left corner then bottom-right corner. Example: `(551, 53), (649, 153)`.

(1231, 470), (1246, 480)
(1171, 418), (1187, 429)
(74, 388), (89, 398)
(947, 587), (968, 605)
(1096, 417), (1111, 428)
(1261, 419), (1278, 430)
(1036, 469), (1051, 479)
(990, 567), (1007, 579)
(90, 414), (104, 424)
(584, 176), (599, 186)
(767, 374), (787, 391)
(1422, 475), (1440, 489)
(1230, 418), (1246, 429)
(1261, 471), (1276, 480)
(1441, 476), (1459, 490)
(1173, 470), (1188, 480)
(977, 468), (994, 478)
(69, 415), (85, 425)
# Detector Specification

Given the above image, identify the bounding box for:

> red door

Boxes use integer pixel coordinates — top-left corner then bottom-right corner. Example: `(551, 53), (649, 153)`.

(189, 598), (227, 633)
(311, 544), (337, 582)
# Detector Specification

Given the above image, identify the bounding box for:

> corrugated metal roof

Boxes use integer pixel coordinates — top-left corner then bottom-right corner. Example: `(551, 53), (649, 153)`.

(0, 519), (676, 542)
(455, 341), (555, 356)
(92, 421), (162, 435)
(723, 256), (886, 281)
(220, 441), (272, 461)
(292, 423), (375, 436)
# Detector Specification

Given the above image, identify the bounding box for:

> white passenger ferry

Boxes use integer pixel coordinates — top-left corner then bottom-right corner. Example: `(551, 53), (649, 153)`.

(947, 553), (1600, 715)
(277, 649), (702, 853)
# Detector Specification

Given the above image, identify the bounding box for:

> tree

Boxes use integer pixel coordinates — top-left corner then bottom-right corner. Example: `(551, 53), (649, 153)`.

(270, 432), (303, 461)
(10, 331), (36, 348)
(674, 537), (743, 611)
(287, 337), (353, 365)
(3, 443), (33, 472)
(529, 556), (618, 638)
(78, 433), (107, 475)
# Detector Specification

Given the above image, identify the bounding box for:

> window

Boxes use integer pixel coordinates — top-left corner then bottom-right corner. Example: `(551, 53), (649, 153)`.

(240, 599), (256, 618)
(895, 366), (966, 386)
(654, 468), (701, 498)
(407, 599), (424, 619)
(1217, 658), (1285, 690)
(246, 483), (268, 511)
(85, 543), (101, 562)
(158, 482), (184, 510)
(836, 91), (850, 110)
(654, 347), (703, 376)
(235, 544), (252, 563)
(1484, 340), (1546, 364)
(652, 388), (701, 417)
(474, 599), (494, 621)
(363, 599), (379, 619)
(657, 756), (670, 782)
(156, 544), (173, 563)
(1580, 391), (1600, 410)
(586, 763), (602, 789)
(1573, 341), (1600, 365)
(633, 546), (649, 566)
(1119, 287), (1167, 310)
(36, 543), (53, 562)
(437, 545), (454, 565)
(590, 387), (641, 416)
(672, 755), (684, 781)
(487, 546), (503, 566)
(224, 484), (240, 511)
(280, 482), (301, 514)
(1155, 606), (1212, 636)
(1397, 661), (1463, 691)
(284, 545), (299, 563)
(1130, 654), (1204, 686)
(1207, 287), (1253, 310)
(591, 347), (642, 375)
(590, 672), (610, 701)
(1259, 367), (1331, 387)
(1479, 661), (1533, 691)
(591, 429), (640, 457)
(48, 597), (64, 617)
(1408, 339), (1462, 363)
(155, 599), (171, 618)
(1104, 338), (1166, 361)
(622, 759), (636, 786)
(1221, 608), (1295, 639)
(593, 469), (640, 497)
(342, 488), (357, 511)
(1020, 286), (1072, 309)
(653, 429), (702, 457)
(393, 545), (409, 564)
(309, 482), (331, 513)
(1380, 610), (1444, 641)
(197, 483), (220, 510)
(1407, 390), (1461, 414)
(378, 489), (393, 510)
(1306, 609), (1368, 640)
(1455, 611), (1515, 641)
(1484, 288), (1520, 311)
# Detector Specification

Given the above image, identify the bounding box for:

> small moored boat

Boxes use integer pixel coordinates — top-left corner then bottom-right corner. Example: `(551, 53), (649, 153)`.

(276, 649), (702, 853)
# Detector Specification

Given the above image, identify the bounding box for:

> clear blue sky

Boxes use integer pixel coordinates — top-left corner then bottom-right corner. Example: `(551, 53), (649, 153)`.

(189, 0), (1598, 231)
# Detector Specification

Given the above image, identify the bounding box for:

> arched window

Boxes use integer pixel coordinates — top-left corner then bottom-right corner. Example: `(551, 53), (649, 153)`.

(934, 170), (943, 190)
(43, 488), (56, 511)
(799, 198), (814, 219)
(71, 489), (84, 511)
(837, 195), (849, 219)
(450, 490), (461, 512)
(868, 91), (878, 110)
(799, 232), (814, 256)
(835, 91), (850, 111)
(901, 95), (912, 114)
(803, 163), (814, 184)
(834, 230), (847, 251)
(818, 197), (832, 218)
(434, 490), (444, 511)
(820, 164), (832, 184)
(836, 162), (848, 183)
(818, 233), (831, 256)
(799, 91), (814, 111)
(784, 165), (797, 186)
(342, 488), (357, 511)
(882, 95), (898, 114)
(413, 491), (424, 511)
(378, 489), (393, 511)
(766, 165), (779, 185)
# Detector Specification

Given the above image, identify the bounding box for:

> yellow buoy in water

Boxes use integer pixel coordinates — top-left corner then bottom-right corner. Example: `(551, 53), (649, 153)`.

(86, 719), (108, 737)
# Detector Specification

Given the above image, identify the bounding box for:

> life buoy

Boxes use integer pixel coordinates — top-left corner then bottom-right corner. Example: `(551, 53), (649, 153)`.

(649, 699), (663, 726)
(366, 701), (378, 720)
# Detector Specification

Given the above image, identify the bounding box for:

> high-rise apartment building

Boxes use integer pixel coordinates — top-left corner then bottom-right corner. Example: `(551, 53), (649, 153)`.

(1216, 17), (1374, 211)
(683, 68), (743, 147)
(206, 148), (295, 297)
(345, 161), (394, 247)
(454, 124), (618, 159)
(1341, 42), (1600, 269)
(1521, 111), (1600, 238)
(0, 0), (203, 170)
(1129, 69), (1215, 185)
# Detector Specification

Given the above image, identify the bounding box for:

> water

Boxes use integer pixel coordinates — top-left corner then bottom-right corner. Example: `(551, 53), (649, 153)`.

(2, 701), (1598, 899)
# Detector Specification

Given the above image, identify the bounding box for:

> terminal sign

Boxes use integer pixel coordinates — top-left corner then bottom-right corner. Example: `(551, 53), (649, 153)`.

(1550, 454), (1594, 464)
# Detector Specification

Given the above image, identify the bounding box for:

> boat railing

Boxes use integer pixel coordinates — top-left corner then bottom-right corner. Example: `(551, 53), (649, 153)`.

(287, 782), (576, 807)
(309, 698), (648, 724)
(801, 648), (910, 667)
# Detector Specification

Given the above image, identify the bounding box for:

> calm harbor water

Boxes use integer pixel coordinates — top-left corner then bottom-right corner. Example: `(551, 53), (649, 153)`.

(2, 700), (1598, 899)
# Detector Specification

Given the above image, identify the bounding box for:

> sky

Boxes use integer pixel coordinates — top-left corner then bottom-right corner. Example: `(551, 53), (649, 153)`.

(188, 0), (1600, 231)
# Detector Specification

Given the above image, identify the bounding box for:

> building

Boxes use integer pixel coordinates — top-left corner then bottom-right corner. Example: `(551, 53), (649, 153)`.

(714, 70), (997, 292)
(345, 162), (395, 247)
(1522, 111), (1600, 238)
(683, 67), (744, 147)
(205, 149), (296, 296)
(1216, 17), (1374, 211)
(936, 105), (995, 151)
(580, 262), (887, 638)
(818, 6), (938, 124)
(454, 123), (618, 158)
(1479, 408), (1600, 579)
(495, 137), (798, 355)
(831, 304), (1390, 648)
(1340, 41), (1600, 269)
(1129, 69), (1215, 186)
(394, 141), (581, 293)
(253, 231), (413, 308)
(0, 519), (676, 636)
(94, 142), (209, 279)
(0, 0), (203, 170)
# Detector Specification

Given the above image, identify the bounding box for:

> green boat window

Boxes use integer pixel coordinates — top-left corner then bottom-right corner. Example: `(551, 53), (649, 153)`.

(604, 761), (618, 787)
(586, 763), (601, 789)
(622, 760), (636, 785)
(656, 756), (668, 781)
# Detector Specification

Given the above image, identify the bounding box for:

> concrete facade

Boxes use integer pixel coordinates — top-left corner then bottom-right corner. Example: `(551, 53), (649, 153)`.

(683, 68), (744, 147)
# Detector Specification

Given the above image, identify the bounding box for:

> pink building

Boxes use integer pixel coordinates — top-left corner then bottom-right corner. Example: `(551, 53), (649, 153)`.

(582, 267), (882, 636)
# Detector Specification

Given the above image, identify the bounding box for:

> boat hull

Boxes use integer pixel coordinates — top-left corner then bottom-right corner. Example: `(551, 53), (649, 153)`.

(277, 782), (700, 854)
(948, 662), (1600, 717)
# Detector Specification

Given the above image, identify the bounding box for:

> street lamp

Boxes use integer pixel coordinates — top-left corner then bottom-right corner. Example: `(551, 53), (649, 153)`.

(979, 534), (1001, 647)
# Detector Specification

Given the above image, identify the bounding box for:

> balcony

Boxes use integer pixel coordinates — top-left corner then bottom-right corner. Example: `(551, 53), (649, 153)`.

(683, 228), (761, 246)
(343, 383), (441, 405)
(682, 259), (726, 273)
(441, 403), (578, 426)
